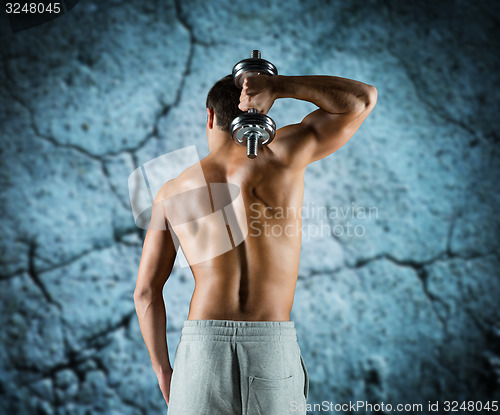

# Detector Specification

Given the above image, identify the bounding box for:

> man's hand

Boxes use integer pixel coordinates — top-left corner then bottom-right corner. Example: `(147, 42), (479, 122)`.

(264, 75), (376, 166)
(156, 367), (173, 406)
(238, 75), (276, 114)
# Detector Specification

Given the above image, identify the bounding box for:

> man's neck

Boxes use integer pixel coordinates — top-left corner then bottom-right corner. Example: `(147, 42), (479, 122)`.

(207, 131), (248, 160)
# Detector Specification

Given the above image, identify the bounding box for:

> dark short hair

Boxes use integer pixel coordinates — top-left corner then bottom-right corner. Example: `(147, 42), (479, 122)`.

(206, 74), (244, 132)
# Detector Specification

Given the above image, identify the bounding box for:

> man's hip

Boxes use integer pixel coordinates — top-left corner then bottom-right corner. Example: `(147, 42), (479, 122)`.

(167, 320), (309, 415)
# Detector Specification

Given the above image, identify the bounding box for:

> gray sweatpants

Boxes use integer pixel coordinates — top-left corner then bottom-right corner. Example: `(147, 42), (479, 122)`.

(167, 320), (309, 415)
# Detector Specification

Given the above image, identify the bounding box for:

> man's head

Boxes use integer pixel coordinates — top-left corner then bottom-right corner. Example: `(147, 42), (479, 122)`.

(206, 75), (244, 133)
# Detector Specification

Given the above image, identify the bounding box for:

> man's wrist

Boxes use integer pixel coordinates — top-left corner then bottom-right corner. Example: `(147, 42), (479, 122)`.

(154, 364), (173, 376)
(271, 75), (287, 100)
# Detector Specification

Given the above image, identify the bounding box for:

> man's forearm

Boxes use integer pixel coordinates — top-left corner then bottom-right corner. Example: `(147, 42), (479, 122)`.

(272, 75), (376, 114)
(134, 293), (172, 374)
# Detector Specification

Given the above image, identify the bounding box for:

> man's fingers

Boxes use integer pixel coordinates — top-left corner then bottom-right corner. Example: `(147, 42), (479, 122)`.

(239, 95), (252, 111)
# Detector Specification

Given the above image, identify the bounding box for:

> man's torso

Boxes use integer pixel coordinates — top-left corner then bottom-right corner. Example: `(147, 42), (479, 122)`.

(160, 146), (306, 321)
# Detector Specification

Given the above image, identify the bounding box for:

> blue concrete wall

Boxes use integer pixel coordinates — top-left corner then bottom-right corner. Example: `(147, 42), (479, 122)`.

(1, 1), (499, 414)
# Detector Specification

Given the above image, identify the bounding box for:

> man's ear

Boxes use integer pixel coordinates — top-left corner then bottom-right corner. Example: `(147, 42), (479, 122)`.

(206, 108), (214, 129)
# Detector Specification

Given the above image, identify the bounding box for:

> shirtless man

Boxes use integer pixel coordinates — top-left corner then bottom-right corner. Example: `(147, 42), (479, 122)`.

(134, 72), (377, 414)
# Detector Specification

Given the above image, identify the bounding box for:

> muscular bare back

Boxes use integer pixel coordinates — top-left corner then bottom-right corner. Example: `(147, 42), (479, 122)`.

(158, 145), (306, 321)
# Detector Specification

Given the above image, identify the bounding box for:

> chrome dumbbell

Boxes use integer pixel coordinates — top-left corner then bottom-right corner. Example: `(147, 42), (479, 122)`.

(230, 50), (278, 159)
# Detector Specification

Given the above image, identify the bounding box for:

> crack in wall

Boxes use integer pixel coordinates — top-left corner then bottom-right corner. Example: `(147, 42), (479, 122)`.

(173, 0), (212, 48)
(298, 250), (499, 387)
(1, 1), (206, 291)
(2, 60), (136, 220)
(381, 0), (497, 147)
(0, 226), (139, 281)
(2, 1), (205, 234)
(100, 159), (131, 211)
(23, 238), (62, 309)
(83, 310), (135, 347)
(1, 239), (115, 281)
(17, 310), (135, 390)
(2, 24), (191, 162)
(122, 0), (198, 158)
(301, 247), (498, 326)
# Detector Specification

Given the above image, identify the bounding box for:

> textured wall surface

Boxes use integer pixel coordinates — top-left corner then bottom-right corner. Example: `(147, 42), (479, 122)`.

(1, 0), (499, 414)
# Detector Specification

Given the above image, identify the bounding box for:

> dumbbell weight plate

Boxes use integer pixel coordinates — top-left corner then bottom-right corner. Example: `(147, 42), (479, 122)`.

(230, 112), (276, 147)
(232, 58), (278, 88)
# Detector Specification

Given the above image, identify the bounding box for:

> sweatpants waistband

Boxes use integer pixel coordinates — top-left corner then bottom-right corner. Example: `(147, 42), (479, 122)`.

(180, 319), (297, 342)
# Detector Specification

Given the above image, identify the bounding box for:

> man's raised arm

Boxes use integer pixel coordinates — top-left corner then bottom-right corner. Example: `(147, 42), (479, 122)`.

(134, 189), (177, 405)
(239, 74), (377, 166)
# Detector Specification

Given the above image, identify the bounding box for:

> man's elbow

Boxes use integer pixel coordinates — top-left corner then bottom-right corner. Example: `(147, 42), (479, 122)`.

(350, 85), (377, 114)
(134, 286), (159, 304)
(364, 85), (377, 109)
